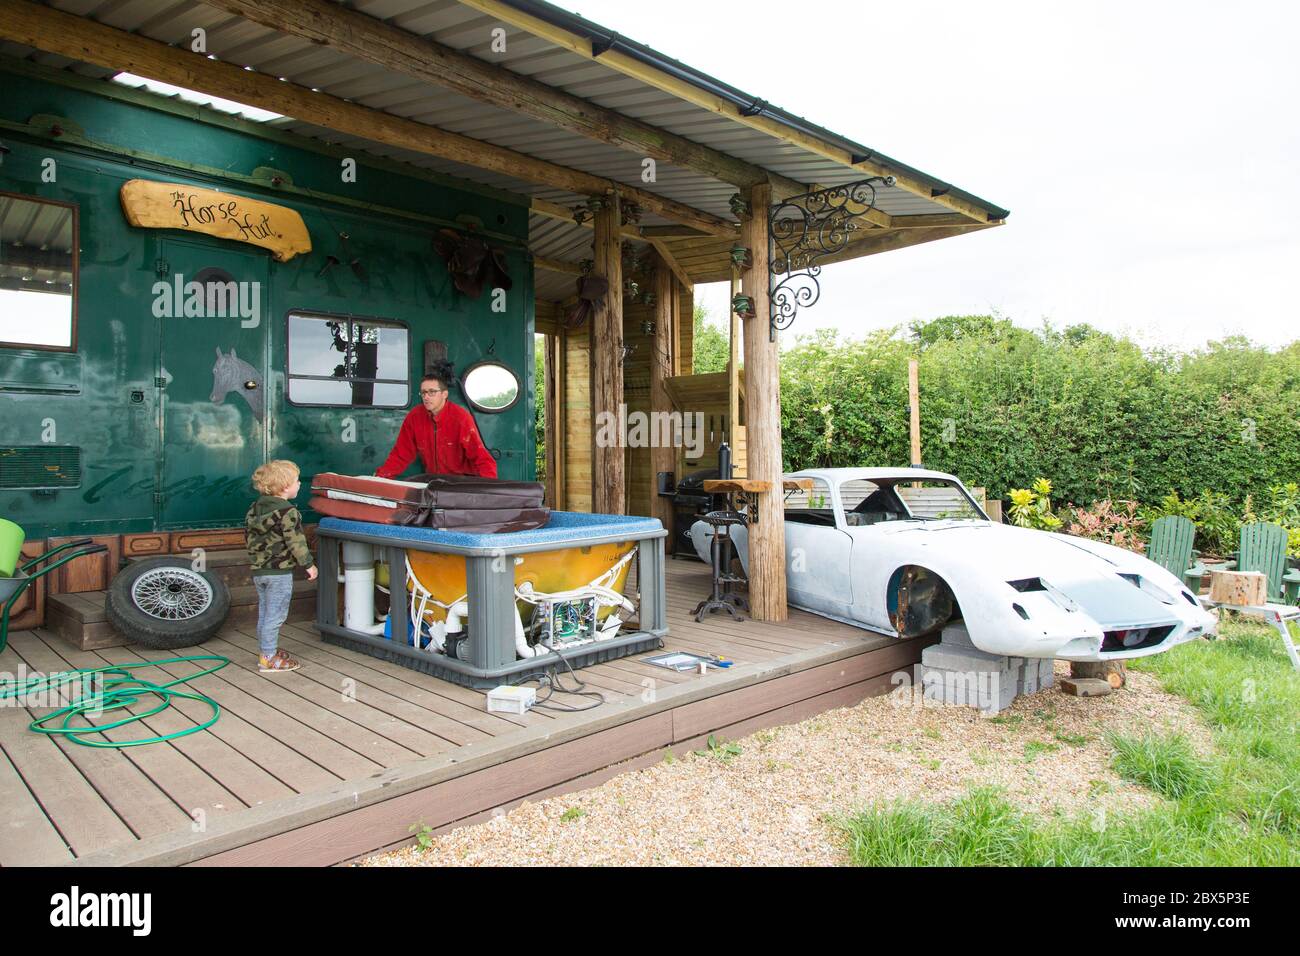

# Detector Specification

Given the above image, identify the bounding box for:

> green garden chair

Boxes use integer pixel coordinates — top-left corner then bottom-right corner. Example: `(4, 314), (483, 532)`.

(1145, 515), (1207, 592)
(1225, 521), (1300, 604)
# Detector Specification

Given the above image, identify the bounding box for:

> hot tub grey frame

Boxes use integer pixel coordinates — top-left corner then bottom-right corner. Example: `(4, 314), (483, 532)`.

(314, 522), (668, 688)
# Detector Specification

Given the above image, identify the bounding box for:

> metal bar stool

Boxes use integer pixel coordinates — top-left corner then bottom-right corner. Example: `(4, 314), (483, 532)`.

(691, 510), (750, 622)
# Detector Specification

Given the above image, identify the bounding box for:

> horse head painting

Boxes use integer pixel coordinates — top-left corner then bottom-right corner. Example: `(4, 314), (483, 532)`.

(210, 346), (264, 421)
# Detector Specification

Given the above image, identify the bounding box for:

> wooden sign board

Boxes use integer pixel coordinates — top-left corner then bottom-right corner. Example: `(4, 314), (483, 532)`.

(120, 179), (312, 261)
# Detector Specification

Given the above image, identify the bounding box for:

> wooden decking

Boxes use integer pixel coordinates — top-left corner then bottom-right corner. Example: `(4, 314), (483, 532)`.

(0, 560), (931, 867)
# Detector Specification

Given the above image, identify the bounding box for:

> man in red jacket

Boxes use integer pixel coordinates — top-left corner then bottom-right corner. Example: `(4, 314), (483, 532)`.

(376, 368), (498, 479)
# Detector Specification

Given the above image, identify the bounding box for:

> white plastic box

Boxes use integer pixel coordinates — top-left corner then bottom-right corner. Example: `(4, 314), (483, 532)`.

(486, 684), (537, 714)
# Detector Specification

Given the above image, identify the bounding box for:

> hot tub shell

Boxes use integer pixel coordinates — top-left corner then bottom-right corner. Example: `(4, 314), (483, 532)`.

(314, 513), (668, 688)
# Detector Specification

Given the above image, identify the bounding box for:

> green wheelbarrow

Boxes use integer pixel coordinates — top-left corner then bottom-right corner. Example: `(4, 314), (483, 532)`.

(0, 538), (109, 654)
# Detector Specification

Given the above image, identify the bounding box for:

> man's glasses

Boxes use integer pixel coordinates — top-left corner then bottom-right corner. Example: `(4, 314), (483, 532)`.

(420, 387), (447, 396)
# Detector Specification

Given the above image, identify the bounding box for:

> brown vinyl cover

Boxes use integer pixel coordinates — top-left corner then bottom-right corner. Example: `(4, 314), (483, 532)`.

(310, 473), (549, 532)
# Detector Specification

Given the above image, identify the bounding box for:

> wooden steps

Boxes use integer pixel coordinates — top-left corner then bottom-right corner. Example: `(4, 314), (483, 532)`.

(46, 571), (317, 651)
(125, 550), (260, 590)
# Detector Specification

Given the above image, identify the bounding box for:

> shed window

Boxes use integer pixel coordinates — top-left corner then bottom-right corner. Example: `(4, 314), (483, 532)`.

(287, 311), (409, 407)
(0, 193), (77, 350)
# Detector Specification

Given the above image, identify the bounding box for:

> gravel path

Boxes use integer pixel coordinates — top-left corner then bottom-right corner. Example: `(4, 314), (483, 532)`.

(361, 663), (1210, 867)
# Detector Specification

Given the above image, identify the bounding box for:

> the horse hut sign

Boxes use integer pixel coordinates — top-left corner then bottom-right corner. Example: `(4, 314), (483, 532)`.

(119, 179), (312, 261)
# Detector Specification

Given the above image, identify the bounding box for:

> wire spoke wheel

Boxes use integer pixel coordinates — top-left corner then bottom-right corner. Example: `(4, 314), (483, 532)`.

(130, 566), (214, 621)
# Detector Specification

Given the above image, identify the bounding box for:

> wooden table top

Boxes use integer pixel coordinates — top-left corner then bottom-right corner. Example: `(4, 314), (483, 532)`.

(701, 478), (814, 494)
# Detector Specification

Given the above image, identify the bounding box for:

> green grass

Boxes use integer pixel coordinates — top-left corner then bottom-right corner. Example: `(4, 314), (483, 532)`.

(692, 734), (742, 762)
(1107, 731), (1213, 800)
(837, 620), (1300, 866)
(1023, 740), (1060, 761)
(559, 807), (586, 823)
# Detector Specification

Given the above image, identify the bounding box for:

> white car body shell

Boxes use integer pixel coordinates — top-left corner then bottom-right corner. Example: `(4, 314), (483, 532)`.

(690, 467), (1216, 661)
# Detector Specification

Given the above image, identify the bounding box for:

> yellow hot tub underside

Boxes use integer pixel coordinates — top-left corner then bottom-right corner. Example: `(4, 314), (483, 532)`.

(377, 541), (636, 622)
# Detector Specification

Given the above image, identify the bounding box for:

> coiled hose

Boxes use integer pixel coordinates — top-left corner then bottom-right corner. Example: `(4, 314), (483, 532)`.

(0, 655), (230, 748)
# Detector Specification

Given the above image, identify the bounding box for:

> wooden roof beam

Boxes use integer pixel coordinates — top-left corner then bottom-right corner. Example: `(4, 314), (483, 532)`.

(686, 223), (999, 282)
(533, 256), (585, 275)
(204, 0), (803, 197)
(0, 0), (736, 237)
(647, 239), (693, 292)
(530, 197), (643, 241)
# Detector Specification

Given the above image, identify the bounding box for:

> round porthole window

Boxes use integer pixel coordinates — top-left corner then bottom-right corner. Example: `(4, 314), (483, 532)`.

(462, 359), (520, 413)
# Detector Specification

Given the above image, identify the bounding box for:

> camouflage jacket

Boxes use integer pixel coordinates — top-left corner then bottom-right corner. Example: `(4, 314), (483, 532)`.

(246, 495), (315, 576)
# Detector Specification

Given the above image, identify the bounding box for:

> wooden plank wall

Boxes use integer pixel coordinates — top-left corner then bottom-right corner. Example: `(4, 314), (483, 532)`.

(563, 324), (592, 513)
(622, 296), (653, 518)
(547, 280), (694, 517)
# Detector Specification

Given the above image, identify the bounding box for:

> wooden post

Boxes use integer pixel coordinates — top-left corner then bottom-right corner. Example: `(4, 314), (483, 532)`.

(591, 196), (625, 515)
(728, 264), (741, 443)
(908, 357), (922, 468)
(740, 182), (787, 622)
(542, 331), (557, 510)
(551, 329), (566, 509)
(650, 255), (676, 529)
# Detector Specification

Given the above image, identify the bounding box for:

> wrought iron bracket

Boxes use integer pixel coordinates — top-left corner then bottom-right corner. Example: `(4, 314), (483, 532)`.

(768, 176), (894, 341)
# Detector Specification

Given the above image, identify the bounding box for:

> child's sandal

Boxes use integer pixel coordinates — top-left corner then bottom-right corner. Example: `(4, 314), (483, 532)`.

(258, 650), (301, 673)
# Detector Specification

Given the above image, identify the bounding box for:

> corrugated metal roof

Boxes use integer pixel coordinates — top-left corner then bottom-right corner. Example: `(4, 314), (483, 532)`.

(0, 192), (75, 288)
(1, 0), (1006, 296)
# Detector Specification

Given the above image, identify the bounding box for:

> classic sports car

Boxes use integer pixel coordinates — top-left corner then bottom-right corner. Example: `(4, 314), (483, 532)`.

(691, 467), (1216, 661)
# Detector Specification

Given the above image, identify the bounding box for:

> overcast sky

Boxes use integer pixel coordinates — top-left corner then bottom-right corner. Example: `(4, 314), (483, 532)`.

(591, 0), (1299, 349)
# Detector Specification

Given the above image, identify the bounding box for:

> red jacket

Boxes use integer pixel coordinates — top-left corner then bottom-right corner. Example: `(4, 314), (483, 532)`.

(376, 401), (498, 479)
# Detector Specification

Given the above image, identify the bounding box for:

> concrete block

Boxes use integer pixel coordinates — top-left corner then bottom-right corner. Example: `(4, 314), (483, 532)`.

(980, 680), (1018, 715)
(921, 643), (1012, 673)
(1039, 658), (1055, 682)
(940, 621), (977, 648)
(917, 664), (1016, 712)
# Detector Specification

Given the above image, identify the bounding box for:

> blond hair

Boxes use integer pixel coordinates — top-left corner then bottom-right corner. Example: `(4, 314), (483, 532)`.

(252, 459), (300, 496)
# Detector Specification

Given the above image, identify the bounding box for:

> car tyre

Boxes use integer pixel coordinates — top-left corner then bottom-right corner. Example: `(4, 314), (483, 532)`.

(106, 557), (231, 649)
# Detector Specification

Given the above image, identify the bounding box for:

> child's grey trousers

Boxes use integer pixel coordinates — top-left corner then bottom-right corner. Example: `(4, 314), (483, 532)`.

(253, 574), (294, 657)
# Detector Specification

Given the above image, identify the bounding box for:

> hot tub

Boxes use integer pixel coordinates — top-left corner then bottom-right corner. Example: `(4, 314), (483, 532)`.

(314, 512), (668, 688)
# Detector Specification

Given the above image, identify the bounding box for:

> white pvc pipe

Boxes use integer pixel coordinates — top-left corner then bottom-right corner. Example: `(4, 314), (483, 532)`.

(515, 608), (538, 658)
(341, 541), (379, 632)
(444, 600), (468, 637)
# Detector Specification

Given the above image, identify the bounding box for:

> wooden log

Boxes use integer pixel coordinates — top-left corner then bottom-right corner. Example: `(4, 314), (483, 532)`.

(739, 182), (787, 622)
(542, 333), (558, 511)
(1209, 570), (1267, 607)
(729, 265), (741, 446)
(591, 199), (625, 515)
(650, 257), (676, 530)
(908, 357), (922, 466)
(1070, 660), (1127, 689)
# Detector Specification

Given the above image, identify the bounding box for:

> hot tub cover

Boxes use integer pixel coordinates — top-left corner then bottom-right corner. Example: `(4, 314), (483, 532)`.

(310, 472), (548, 533)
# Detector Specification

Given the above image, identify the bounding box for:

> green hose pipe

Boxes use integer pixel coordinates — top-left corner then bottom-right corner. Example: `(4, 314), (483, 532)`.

(0, 655), (230, 748)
